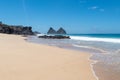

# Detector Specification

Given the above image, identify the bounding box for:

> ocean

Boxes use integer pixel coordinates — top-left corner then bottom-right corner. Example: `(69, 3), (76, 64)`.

(27, 34), (120, 80)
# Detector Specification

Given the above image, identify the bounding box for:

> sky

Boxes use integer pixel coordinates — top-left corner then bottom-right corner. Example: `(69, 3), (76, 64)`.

(0, 0), (120, 34)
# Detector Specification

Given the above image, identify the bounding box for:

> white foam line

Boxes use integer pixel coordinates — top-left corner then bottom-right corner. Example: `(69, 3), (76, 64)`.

(88, 55), (99, 80)
(70, 36), (120, 43)
(73, 44), (108, 53)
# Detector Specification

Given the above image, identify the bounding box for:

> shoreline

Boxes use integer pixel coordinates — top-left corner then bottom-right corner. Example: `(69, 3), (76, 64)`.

(26, 35), (100, 80)
(26, 36), (100, 80)
(0, 34), (97, 80)
(89, 55), (99, 80)
(28, 36), (102, 80)
(26, 37), (100, 80)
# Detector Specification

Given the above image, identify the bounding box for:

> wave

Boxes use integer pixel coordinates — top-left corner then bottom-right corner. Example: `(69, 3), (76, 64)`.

(73, 44), (107, 53)
(70, 36), (120, 43)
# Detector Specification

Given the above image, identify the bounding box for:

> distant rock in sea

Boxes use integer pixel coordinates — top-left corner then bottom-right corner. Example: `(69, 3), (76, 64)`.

(47, 27), (67, 34)
(47, 27), (56, 34)
(57, 27), (66, 34)
(0, 22), (33, 35)
(38, 35), (70, 39)
(39, 27), (69, 39)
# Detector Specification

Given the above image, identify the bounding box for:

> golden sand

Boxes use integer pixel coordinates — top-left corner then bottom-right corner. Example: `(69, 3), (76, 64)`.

(0, 34), (97, 80)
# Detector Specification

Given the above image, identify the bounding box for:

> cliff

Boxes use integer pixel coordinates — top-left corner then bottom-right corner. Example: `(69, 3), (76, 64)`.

(0, 22), (33, 35)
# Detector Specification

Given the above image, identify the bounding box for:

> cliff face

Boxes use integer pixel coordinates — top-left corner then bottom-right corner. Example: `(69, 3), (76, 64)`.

(0, 22), (33, 35)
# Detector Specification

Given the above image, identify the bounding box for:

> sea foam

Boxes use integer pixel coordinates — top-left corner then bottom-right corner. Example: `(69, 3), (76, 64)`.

(70, 36), (120, 43)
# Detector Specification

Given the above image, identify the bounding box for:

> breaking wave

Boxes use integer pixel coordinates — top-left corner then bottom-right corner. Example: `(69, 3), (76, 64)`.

(70, 36), (120, 43)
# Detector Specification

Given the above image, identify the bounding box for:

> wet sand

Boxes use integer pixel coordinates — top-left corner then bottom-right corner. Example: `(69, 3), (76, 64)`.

(94, 62), (120, 80)
(0, 34), (97, 80)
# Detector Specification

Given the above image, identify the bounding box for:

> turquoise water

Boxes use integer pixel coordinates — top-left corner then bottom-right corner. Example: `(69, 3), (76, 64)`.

(69, 34), (120, 38)
(27, 34), (120, 80)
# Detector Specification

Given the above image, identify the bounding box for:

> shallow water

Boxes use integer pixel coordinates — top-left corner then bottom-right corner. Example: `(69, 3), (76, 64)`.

(27, 35), (120, 80)
(94, 62), (120, 80)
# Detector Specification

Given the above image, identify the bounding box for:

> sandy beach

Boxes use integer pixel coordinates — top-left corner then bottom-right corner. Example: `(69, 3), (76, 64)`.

(0, 34), (97, 80)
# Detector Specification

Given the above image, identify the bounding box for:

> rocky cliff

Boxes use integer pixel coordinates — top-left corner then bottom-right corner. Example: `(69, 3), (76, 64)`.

(0, 22), (33, 35)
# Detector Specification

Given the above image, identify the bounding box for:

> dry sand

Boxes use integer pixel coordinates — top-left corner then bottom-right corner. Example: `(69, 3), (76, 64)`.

(0, 34), (97, 80)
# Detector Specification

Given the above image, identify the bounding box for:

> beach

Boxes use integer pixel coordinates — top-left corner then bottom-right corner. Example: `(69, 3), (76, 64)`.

(0, 34), (97, 80)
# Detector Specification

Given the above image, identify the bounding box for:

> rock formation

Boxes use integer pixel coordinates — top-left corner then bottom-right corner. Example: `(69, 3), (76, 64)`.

(40, 27), (69, 39)
(47, 27), (56, 34)
(38, 35), (70, 39)
(0, 22), (33, 35)
(47, 27), (67, 34)
(57, 27), (66, 34)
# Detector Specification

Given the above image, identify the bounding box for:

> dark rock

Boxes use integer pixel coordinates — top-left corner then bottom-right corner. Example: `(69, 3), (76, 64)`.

(57, 27), (67, 34)
(47, 27), (67, 34)
(0, 22), (33, 35)
(47, 27), (56, 34)
(38, 35), (70, 39)
(22, 27), (33, 35)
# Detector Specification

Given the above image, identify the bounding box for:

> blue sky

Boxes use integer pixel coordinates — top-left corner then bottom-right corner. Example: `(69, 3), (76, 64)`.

(0, 0), (120, 34)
